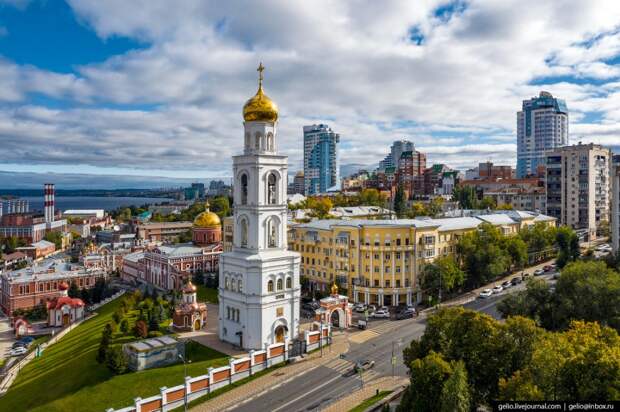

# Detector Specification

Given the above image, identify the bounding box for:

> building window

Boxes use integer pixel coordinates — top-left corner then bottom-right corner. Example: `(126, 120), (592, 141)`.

(240, 218), (248, 247)
(238, 279), (243, 292)
(240, 174), (248, 205)
(286, 277), (292, 288)
(267, 172), (277, 205)
(268, 280), (274, 292)
(277, 278), (283, 291)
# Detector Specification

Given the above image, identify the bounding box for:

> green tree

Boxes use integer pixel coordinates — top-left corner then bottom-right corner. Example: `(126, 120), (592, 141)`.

(397, 352), (453, 412)
(421, 256), (466, 301)
(503, 236), (528, 269)
(478, 196), (496, 210)
(119, 318), (129, 334)
(307, 197), (333, 219)
(105, 346), (128, 375)
(209, 196), (231, 218)
(457, 223), (511, 288)
(556, 226), (580, 268)
(393, 184), (407, 218)
(407, 202), (427, 218)
(440, 361), (470, 412)
(452, 185), (477, 209)
(68, 282), (80, 298)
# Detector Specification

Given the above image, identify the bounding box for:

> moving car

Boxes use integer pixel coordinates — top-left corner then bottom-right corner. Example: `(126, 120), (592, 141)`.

(9, 346), (27, 357)
(534, 269), (545, 276)
(501, 281), (512, 289)
(479, 289), (493, 298)
(372, 308), (390, 318)
(395, 308), (416, 320)
(492, 285), (503, 294)
(353, 360), (375, 373)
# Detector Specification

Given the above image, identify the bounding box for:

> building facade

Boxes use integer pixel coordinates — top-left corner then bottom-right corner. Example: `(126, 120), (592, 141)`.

(611, 154), (620, 253)
(0, 259), (106, 314)
(517, 91), (568, 178)
(303, 124), (340, 195)
(546, 143), (610, 239)
(289, 211), (555, 306)
(396, 150), (427, 198)
(135, 221), (194, 242)
(378, 140), (415, 171)
(219, 65), (301, 350)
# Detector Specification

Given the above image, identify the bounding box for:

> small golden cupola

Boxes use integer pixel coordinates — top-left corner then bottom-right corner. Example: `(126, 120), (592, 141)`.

(193, 202), (221, 228)
(331, 282), (339, 296)
(242, 62), (279, 122)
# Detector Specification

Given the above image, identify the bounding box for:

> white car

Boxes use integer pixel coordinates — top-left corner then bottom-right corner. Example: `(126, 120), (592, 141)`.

(353, 304), (366, 313)
(534, 269), (545, 276)
(492, 285), (503, 294)
(9, 346), (27, 357)
(373, 308), (390, 318)
(479, 289), (493, 298)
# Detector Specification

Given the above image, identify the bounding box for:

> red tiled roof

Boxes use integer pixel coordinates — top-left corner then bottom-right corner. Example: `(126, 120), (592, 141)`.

(47, 296), (84, 310)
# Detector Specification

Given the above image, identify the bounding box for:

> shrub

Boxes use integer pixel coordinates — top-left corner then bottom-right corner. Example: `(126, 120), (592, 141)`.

(105, 346), (128, 375)
(119, 318), (130, 334)
(147, 331), (163, 338)
(133, 320), (148, 338)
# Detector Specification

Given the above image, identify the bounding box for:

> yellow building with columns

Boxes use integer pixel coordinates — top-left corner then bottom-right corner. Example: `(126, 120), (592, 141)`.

(288, 210), (555, 306)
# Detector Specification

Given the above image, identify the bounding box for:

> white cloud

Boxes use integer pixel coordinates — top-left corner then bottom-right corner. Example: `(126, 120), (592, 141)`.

(0, 0), (619, 176)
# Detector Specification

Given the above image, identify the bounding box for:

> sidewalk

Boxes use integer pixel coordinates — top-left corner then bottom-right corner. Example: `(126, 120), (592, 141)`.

(322, 376), (408, 412)
(192, 332), (351, 412)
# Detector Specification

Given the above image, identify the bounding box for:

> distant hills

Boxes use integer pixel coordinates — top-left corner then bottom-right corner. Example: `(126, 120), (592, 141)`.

(0, 170), (229, 191)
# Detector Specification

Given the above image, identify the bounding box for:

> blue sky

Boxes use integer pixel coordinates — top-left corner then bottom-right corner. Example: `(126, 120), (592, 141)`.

(0, 0), (619, 184)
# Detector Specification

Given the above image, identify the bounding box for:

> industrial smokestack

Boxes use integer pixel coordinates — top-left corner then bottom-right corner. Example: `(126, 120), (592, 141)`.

(44, 183), (55, 223)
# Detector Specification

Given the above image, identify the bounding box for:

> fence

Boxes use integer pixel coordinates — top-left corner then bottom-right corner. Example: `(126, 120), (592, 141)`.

(107, 322), (331, 412)
(0, 290), (125, 396)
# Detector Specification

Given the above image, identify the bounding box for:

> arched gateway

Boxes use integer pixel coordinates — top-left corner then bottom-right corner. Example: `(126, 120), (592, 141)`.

(315, 283), (353, 329)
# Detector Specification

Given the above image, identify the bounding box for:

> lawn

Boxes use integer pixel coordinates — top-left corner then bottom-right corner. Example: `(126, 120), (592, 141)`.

(1, 297), (229, 412)
(196, 284), (219, 304)
(348, 390), (393, 412)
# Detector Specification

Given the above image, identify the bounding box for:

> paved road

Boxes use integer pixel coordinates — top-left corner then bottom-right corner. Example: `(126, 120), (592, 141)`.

(232, 270), (557, 412)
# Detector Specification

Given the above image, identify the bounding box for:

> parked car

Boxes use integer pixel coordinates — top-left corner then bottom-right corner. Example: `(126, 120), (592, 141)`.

(396, 309), (416, 320)
(522, 272), (531, 278)
(12, 341), (28, 349)
(9, 346), (27, 357)
(501, 281), (512, 289)
(511, 277), (522, 285)
(366, 305), (377, 313)
(479, 289), (493, 299)
(534, 269), (545, 276)
(492, 285), (503, 294)
(372, 308), (390, 318)
(543, 265), (553, 272)
(353, 303), (366, 313)
(353, 360), (375, 373)
(19, 336), (35, 343)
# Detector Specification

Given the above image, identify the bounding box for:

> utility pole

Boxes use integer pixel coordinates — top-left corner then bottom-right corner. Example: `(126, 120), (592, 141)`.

(320, 318), (324, 357)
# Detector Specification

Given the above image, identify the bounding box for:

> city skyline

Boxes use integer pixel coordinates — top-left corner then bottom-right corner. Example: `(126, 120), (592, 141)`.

(1, 1), (620, 181)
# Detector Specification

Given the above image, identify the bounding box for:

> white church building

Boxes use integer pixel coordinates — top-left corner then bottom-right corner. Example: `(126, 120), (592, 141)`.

(218, 64), (301, 350)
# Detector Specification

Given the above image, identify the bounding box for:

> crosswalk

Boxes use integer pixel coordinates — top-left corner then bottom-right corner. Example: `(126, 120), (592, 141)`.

(325, 358), (381, 382)
(349, 321), (398, 344)
(327, 358), (355, 374)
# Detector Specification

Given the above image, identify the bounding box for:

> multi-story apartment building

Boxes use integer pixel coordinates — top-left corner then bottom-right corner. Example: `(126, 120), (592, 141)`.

(517, 91), (568, 178)
(289, 211), (555, 306)
(477, 161), (514, 180)
(546, 143), (610, 240)
(485, 187), (546, 212)
(611, 154), (620, 253)
(303, 124), (340, 195)
(378, 140), (416, 171)
(396, 150), (427, 198)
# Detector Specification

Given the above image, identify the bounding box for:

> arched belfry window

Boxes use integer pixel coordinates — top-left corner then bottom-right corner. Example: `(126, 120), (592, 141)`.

(277, 278), (283, 291)
(267, 217), (279, 248)
(267, 133), (274, 151)
(240, 218), (248, 247)
(268, 280), (274, 292)
(267, 173), (277, 205)
(240, 174), (248, 205)
(245, 132), (250, 149)
(255, 132), (261, 150)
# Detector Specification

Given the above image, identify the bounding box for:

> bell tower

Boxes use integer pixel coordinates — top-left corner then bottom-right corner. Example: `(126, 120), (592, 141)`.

(218, 64), (301, 350)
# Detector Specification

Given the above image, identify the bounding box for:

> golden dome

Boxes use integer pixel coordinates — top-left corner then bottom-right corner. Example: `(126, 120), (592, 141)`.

(331, 283), (339, 296)
(243, 63), (278, 122)
(193, 210), (221, 228)
(183, 280), (197, 293)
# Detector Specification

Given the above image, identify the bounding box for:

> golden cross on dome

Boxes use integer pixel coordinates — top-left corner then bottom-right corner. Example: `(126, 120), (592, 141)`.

(257, 62), (265, 88)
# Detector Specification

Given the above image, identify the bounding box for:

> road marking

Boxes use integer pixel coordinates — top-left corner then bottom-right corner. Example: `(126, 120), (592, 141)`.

(327, 358), (354, 373)
(270, 374), (343, 412)
(349, 330), (379, 343)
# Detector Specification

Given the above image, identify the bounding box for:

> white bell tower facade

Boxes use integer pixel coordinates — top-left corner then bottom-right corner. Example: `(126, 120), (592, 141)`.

(218, 64), (301, 350)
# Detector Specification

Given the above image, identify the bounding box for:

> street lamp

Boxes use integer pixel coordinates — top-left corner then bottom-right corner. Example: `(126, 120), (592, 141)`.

(178, 353), (191, 412)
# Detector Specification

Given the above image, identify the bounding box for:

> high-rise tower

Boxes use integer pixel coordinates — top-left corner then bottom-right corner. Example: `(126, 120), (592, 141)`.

(218, 64), (301, 350)
(303, 124), (340, 195)
(516, 91), (568, 178)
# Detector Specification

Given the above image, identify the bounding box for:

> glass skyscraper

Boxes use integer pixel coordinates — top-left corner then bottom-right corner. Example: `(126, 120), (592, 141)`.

(303, 124), (340, 195)
(516, 91), (568, 178)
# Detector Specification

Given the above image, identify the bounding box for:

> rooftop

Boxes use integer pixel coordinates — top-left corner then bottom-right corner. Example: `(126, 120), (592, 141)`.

(2, 258), (104, 284)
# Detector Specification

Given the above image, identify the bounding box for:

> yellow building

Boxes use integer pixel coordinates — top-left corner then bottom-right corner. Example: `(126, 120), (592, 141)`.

(288, 210), (555, 306)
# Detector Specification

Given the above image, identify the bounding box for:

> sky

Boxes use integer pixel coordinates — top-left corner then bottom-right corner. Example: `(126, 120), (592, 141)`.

(0, 0), (619, 184)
